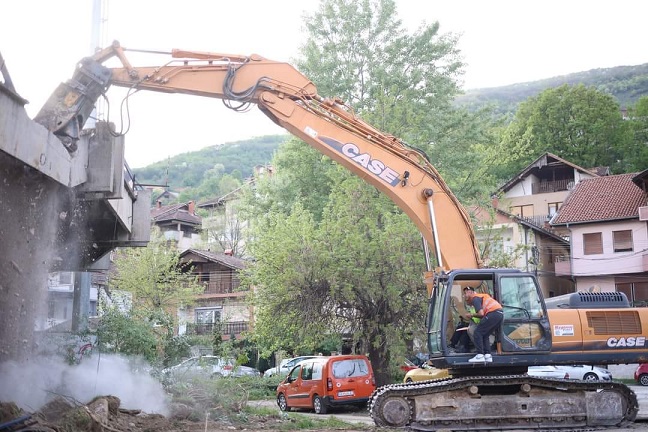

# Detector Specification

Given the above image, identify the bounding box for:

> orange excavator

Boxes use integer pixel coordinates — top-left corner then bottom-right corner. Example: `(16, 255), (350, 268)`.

(36, 41), (646, 430)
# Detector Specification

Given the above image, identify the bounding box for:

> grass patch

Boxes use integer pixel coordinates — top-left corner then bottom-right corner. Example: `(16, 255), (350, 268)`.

(273, 412), (370, 431)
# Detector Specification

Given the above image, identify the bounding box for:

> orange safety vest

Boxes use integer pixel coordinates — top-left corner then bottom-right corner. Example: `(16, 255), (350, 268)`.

(473, 293), (502, 315)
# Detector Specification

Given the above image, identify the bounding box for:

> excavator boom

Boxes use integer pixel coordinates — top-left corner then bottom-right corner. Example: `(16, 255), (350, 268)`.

(35, 41), (481, 273)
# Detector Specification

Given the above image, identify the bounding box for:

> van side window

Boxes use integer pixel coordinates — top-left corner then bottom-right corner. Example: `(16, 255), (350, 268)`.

(301, 363), (313, 380)
(312, 363), (323, 380)
(332, 359), (369, 378)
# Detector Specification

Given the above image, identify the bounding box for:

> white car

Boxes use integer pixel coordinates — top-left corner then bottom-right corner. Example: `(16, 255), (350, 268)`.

(528, 365), (612, 382)
(264, 356), (320, 377)
(162, 356), (260, 382)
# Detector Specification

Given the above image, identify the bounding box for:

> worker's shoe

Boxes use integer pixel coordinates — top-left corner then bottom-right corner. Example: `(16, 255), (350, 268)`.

(468, 354), (485, 363)
(484, 354), (493, 363)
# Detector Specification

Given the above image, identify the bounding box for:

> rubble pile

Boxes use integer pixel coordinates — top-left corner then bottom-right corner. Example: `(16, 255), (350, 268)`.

(0, 397), (174, 432)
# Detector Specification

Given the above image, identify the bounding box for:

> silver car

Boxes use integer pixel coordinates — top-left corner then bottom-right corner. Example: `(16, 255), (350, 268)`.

(528, 364), (612, 382)
(162, 356), (260, 382)
(264, 356), (320, 377)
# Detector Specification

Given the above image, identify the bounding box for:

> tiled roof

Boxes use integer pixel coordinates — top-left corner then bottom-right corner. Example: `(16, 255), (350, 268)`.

(552, 173), (646, 225)
(181, 249), (248, 270)
(151, 202), (201, 225)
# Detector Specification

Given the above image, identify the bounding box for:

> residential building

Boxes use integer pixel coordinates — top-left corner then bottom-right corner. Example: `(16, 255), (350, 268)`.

(494, 153), (599, 238)
(480, 153), (601, 297)
(472, 205), (574, 299)
(178, 249), (251, 340)
(199, 165), (272, 257)
(551, 171), (648, 305)
(38, 271), (100, 331)
(151, 200), (202, 251)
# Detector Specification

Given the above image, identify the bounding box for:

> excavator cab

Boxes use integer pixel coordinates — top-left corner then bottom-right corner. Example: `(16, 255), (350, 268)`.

(427, 268), (552, 371)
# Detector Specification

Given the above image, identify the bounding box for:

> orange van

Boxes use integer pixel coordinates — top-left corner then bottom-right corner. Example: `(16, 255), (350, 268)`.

(276, 355), (376, 414)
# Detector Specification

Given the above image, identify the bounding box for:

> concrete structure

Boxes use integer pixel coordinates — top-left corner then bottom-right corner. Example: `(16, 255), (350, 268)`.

(0, 56), (150, 361)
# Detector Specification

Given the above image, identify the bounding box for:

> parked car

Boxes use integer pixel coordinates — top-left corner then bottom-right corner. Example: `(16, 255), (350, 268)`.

(634, 363), (648, 386)
(162, 356), (260, 382)
(276, 355), (375, 414)
(400, 358), (418, 373)
(403, 363), (450, 383)
(527, 365), (569, 380)
(528, 365), (612, 382)
(264, 355), (320, 377)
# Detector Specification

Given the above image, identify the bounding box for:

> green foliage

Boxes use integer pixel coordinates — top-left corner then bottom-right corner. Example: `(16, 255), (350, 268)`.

(105, 230), (204, 362)
(239, 137), (338, 223)
(162, 335), (192, 367)
(135, 135), (284, 206)
(625, 96), (648, 171)
(95, 307), (158, 363)
(501, 84), (632, 175)
(109, 230), (203, 315)
(241, 0), (478, 385)
(456, 63), (648, 116)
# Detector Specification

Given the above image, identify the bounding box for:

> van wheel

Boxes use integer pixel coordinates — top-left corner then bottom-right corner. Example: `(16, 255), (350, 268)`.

(313, 395), (328, 414)
(277, 393), (291, 412)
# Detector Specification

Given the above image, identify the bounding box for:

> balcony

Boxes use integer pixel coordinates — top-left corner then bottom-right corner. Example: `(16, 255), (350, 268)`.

(518, 214), (552, 229)
(531, 179), (574, 195)
(186, 321), (249, 337)
(554, 256), (571, 276)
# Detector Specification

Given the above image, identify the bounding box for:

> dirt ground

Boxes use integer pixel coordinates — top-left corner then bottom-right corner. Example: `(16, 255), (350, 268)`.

(0, 397), (374, 432)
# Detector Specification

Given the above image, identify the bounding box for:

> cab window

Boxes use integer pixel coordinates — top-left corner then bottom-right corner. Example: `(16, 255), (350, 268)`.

(500, 276), (543, 319)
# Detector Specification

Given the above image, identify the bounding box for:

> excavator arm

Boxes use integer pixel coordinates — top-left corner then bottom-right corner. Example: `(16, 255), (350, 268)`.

(35, 41), (481, 275)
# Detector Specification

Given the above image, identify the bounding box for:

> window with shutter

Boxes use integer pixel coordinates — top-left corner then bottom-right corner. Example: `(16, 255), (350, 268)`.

(583, 232), (603, 255)
(613, 230), (633, 253)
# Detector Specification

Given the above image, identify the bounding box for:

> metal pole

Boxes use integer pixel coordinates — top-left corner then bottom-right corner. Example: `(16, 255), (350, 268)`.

(425, 191), (443, 270)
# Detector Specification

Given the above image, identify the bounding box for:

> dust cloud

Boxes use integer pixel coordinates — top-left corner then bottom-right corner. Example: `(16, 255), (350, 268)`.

(0, 354), (169, 415)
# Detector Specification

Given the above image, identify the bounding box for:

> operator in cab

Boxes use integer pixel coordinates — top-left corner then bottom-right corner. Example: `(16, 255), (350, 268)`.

(462, 287), (503, 363)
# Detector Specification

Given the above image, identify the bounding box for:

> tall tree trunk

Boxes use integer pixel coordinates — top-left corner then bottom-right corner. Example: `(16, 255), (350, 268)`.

(367, 329), (391, 387)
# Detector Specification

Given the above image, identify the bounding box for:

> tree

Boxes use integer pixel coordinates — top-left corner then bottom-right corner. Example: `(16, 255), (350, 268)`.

(297, 0), (501, 202)
(624, 96), (648, 172)
(243, 0), (476, 383)
(107, 229), (203, 362)
(501, 84), (632, 174)
(245, 178), (427, 385)
(317, 176), (428, 385)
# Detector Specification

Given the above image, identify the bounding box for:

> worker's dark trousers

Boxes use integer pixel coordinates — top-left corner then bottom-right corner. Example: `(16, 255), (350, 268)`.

(473, 310), (504, 355)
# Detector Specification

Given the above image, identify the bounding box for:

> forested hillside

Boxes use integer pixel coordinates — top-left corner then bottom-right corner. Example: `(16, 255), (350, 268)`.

(456, 63), (648, 116)
(132, 63), (648, 195)
(133, 135), (287, 188)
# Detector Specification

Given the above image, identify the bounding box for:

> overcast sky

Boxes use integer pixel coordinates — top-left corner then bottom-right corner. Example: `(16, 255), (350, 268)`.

(2, 0), (646, 168)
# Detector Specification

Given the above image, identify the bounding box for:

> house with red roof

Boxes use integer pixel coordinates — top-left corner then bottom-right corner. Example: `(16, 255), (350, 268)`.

(551, 172), (648, 305)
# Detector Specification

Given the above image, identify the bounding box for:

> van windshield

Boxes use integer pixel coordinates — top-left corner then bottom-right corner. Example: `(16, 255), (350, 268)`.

(332, 359), (369, 378)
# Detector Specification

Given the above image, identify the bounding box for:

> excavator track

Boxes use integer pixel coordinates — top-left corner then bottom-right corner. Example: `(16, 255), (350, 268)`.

(369, 374), (638, 431)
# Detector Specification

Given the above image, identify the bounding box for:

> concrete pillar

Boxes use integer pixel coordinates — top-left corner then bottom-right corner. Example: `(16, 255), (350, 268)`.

(72, 272), (91, 332)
